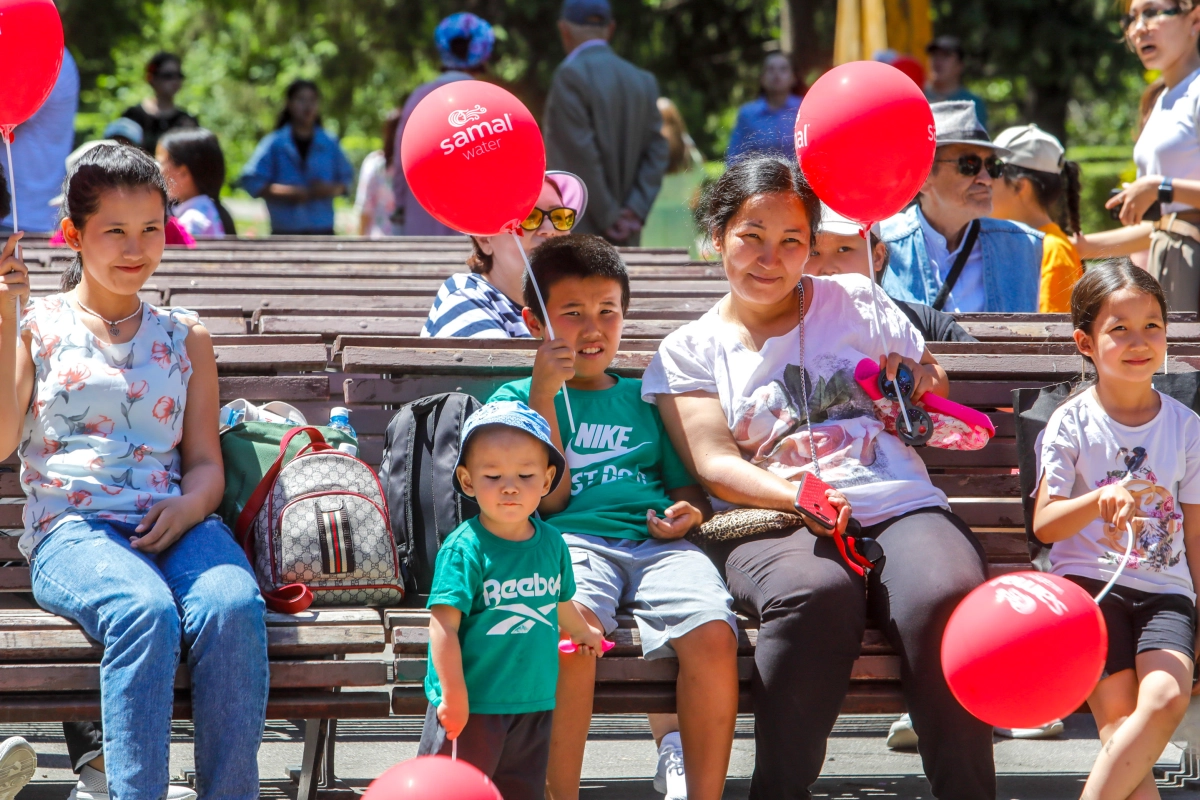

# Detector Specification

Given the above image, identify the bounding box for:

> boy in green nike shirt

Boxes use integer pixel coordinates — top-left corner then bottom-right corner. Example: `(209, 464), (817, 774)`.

(416, 400), (604, 800)
(489, 236), (739, 800)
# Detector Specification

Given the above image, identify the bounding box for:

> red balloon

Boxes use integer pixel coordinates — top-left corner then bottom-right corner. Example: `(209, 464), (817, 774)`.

(362, 756), (502, 800)
(942, 572), (1107, 729)
(401, 81), (546, 236)
(795, 60), (936, 226)
(0, 0), (64, 134)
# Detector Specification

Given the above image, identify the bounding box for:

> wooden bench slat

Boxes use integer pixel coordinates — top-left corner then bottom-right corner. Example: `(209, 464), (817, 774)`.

(0, 690), (393, 723)
(0, 659), (387, 691)
(219, 376), (330, 402)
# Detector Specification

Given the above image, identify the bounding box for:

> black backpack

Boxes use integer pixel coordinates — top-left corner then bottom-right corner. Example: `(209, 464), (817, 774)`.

(378, 392), (481, 596)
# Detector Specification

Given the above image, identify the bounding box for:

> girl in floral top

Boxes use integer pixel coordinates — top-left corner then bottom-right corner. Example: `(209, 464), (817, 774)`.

(0, 144), (268, 800)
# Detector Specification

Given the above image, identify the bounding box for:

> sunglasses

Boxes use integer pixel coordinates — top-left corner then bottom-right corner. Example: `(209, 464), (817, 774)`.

(156, 71), (185, 81)
(1120, 5), (1182, 32)
(936, 154), (1005, 179)
(521, 206), (576, 232)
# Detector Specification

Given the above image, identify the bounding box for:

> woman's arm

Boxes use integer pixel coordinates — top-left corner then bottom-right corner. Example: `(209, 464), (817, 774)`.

(131, 322), (225, 553)
(657, 391), (797, 513)
(1109, 175), (1200, 227)
(1181, 503), (1200, 693)
(0, 234), (32, 462)
(260, 184), (310, 203)
(1071, 223), (1153, 260)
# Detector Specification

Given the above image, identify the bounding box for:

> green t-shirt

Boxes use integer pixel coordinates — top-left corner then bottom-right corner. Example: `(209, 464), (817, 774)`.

(489, 376), (696, 541)
(424, 516), (576, 714)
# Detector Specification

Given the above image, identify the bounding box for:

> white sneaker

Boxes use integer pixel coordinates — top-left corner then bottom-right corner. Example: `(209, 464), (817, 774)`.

(994, 719), (1065, 739)
(652, 731), (687, 799)
(68, 765), (197, 800)
(0, 738), (36, 800)
(886, 713), (919, 750)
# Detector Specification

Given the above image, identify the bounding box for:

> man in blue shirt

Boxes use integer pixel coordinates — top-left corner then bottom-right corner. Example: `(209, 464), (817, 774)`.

(726, 52), (802, 162)
(924, 36), (988, 129)
(881, 101), (1044, 313)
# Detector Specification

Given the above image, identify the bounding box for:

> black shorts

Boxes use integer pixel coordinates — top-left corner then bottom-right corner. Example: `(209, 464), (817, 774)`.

(417, 703), (552, 800)
(1065, 576), (1197, 677)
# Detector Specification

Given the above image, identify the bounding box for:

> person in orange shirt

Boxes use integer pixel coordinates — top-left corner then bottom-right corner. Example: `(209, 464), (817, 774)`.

(991, 124), (1084, 313)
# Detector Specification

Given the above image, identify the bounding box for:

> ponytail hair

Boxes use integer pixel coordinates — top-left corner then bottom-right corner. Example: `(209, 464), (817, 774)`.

(1071, 259), (1168, 368)
(59, 144), (169, 291)
(1001, 158), (1084, 235)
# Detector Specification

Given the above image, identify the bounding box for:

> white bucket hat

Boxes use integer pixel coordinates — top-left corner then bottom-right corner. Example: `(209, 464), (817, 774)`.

(820, 204), (881, 238)
(993, 124), (1065, 175)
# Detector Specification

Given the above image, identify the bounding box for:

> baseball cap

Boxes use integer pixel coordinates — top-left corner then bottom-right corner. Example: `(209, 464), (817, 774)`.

(992, 124), (1065, 175)
(453, 401), (567, 496)
(926, 35), (964, 57)
(561, 0), (613, 26)
(104, 117), (144, 146)
(435, 12), (495, 70)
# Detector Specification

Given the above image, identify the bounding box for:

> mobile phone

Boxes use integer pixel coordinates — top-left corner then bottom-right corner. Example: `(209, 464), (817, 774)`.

(1109, 188), (1162, 222)
(794, 473), (838, 531)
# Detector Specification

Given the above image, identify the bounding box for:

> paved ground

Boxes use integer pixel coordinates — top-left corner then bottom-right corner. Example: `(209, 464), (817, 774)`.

(8, 713), (1198, 799)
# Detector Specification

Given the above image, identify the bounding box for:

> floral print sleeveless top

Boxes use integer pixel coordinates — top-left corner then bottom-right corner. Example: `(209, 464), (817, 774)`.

(17, 294), (197, 558)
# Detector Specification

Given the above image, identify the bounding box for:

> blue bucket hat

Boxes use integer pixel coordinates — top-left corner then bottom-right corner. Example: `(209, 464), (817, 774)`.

(435, 13), (495, 70)
(453, 401), (567, 496)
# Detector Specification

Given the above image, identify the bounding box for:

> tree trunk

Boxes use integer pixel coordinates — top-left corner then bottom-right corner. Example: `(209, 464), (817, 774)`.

(1026, 81), (1071, 146)
(784, 0), (836, 86)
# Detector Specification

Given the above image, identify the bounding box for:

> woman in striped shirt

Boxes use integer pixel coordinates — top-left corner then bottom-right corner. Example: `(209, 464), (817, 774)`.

(422, 172), (587, 338)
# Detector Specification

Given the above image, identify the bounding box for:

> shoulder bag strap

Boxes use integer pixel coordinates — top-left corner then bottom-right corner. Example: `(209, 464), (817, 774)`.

(234, 426), (327, 551)
(931, 220), (981, 312)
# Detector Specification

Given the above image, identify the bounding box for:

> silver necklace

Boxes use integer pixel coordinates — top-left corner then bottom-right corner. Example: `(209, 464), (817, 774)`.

(797, 279), (821, 481)
(74, 296), (143, 335)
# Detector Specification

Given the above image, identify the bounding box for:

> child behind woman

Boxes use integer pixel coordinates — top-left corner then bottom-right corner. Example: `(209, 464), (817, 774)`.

(0, 144), (268, 800)
(157, 127), (234, 238)
(1033, 261), (1199, 800)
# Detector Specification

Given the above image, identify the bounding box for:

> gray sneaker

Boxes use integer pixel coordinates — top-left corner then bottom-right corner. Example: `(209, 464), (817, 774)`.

(0, 738), (36, 800)
(994, 720), (1065, 739)
(67, 765), (197, 800)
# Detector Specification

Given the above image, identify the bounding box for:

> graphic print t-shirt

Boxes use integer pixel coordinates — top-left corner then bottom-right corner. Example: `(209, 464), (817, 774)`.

(490, 376), (696, 541)
(424, 517), (576, 713)
(642, 273), (948, 527)
(1039, 388), (1200, 600)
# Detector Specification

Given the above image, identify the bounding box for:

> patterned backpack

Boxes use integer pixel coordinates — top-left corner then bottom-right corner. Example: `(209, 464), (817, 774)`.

(235, 426), (404, 613)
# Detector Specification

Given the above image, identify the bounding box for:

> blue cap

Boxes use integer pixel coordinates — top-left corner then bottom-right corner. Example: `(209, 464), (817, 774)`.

(435, 13), (495, 70)
(561, 0), (612, 25)
(453, 401), (567, 496)
(104, 118), (144, 146)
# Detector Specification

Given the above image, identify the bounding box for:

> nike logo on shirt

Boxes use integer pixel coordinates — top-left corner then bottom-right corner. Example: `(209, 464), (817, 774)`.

(565, 423), (650, 469)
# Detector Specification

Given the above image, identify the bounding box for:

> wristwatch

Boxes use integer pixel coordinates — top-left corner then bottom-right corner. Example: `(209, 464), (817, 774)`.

(1159, 177), (1175, 206)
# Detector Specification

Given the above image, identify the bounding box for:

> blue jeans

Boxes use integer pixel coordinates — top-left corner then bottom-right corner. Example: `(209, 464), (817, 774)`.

(31, 516), (269, 800)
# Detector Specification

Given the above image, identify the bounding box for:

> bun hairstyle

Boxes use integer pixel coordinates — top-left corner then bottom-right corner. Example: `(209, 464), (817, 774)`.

(1070, 258), (1168, 369)
(1001, 160), (1083, 235)
(58, 144), (169, 291)
(697, 154), (821, 256)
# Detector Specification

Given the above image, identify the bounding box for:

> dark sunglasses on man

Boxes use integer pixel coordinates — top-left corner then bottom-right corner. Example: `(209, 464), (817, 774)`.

(936, 153), (1005, 179)
(520, 206), (576, 232)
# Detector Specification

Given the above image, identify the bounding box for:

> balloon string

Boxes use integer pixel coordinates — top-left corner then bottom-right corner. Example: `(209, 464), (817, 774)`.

(451, 737), (457, 761)
(511, 231), (576, 434)
(1093, 521), (1134, 605)
(4, 133), (19, 333)
(863, 225), (908, 433)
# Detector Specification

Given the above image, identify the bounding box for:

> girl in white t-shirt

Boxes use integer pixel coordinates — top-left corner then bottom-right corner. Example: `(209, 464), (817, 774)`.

(1034, 260), (1200, 800)
(157, 128), (229, 238)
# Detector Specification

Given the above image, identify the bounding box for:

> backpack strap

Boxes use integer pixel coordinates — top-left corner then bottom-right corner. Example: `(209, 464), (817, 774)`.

(234, 426), (328, 614)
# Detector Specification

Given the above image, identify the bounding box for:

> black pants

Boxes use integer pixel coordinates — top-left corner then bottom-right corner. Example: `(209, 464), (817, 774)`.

(707, 507), (995, 800)
(417, 703), (552, 800)
(63, 721), (102, 773)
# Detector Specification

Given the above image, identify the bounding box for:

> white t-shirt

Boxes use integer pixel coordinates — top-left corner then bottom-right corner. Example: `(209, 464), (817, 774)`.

(1134, 66), (1200, 215)
(642, 272), (948, 527)
(1039, 388), (1200, 600)
(173, 195), (225, 239)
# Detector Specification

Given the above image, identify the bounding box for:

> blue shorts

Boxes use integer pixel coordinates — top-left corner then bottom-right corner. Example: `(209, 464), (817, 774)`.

(563, 533), (737, 660)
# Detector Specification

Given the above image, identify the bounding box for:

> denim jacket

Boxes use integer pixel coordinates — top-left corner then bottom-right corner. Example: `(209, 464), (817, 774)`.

(239, 124), (354, 234)
(880, 205), (1044, 313)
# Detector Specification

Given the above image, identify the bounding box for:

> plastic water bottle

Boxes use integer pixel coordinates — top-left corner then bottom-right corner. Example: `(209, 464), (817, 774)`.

(329, 408), (359, 457)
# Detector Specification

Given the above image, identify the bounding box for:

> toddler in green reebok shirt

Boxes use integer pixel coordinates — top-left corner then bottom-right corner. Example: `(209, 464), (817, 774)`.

(415, 400), (604, 800)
